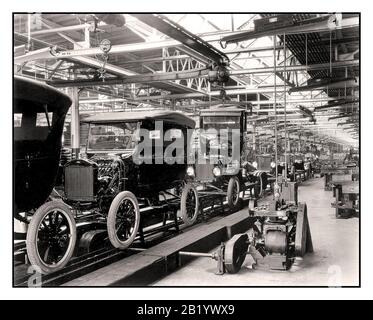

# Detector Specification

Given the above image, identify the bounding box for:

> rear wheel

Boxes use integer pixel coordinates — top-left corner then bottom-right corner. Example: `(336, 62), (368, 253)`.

(107, 191), (140, 249)
(180, 183), (199, 226)
(227, 176), (241, 210)
(26, 201), (77, 275)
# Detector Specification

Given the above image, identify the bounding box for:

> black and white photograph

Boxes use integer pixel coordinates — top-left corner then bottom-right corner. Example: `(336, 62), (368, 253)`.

(12, 12), (360, 289)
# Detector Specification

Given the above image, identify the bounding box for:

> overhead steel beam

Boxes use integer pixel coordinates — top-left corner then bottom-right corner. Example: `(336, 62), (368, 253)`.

(250, 96), (356, 105)
(25, 23), (90, 36)
(14, 32), (231, 64)
(133, 84), (356, 102)
(14, 17), (213, 98)
(328, 113), (359, 121)
(69, 54), (210, 95)
(16, 43), (209, 96)
(230, 59), (359, 75)
(221, 15), (359, 44)
(47, 67), (210, 88)
(131, 14), (229, 66)
(69, 56), (136, 76)
(14, 27), (360, 65)
(141, 95), (354, 106)
(134, 88), (302, 100)
(46, 59), (358, 89)
(120, 54), (190, 65)
(14, 39), (179, 64)
(336, 120), (359, 126)
(223, 36), (360, 54)
(314, 99), (359, 110)
(289, 77), (358, 93)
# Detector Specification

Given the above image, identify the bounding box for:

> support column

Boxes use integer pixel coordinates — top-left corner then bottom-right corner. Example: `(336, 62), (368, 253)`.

(70, 87), (80, 158)
(252, 123), (256, 152)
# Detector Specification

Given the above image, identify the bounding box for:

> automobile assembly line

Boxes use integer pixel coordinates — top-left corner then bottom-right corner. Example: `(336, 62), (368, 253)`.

(13, 13), (360, 287)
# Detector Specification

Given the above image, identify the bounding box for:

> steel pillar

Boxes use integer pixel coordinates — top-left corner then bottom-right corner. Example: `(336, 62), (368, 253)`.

(70, 87), (80, 158)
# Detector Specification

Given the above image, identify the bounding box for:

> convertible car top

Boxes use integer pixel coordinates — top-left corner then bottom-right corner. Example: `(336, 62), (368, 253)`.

(14, 75), (72, 112)
(82, 110), (196, 129)
(14, 76), (72, 213)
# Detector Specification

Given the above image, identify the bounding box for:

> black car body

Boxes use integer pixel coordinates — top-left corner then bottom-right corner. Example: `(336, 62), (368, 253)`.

(13, 76), (71, 216)
(188, 105), (267, 210)
(65, 110), (195, 204)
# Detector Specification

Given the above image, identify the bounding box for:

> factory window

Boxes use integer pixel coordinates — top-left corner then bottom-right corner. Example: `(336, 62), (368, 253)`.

(36, 112), (53, 127)
(88, 122), (138, 151)
(13, 113), (22, 127)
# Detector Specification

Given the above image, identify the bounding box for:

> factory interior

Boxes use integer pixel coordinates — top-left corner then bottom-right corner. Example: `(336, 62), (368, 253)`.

(13, 13), (360, 288)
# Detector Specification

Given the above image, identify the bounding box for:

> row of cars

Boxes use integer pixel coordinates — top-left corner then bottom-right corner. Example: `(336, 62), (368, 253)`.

(14, 76), (269, 274)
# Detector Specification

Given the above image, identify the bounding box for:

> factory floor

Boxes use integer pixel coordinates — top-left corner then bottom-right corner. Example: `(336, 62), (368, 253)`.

(154, 177), (360, 287)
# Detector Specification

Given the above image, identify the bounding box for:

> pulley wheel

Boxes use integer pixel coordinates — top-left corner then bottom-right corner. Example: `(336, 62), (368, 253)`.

(295, 203), (313, 256)
(224, 233), (249, 274)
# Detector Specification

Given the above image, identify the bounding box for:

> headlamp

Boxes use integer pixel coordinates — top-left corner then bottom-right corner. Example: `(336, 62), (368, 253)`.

(213, 167), (222, 177)
(186, 166), (195, 176)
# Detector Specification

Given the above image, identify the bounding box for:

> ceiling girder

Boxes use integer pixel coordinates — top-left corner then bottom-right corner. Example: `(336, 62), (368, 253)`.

(131, 14), (229, 66)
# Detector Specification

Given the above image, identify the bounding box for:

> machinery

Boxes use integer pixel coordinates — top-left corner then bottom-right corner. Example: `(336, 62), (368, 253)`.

(247, 183), (313, 270)
(321, 153), (359, 191)
(253, 154), (276, 190)
(20, 110), (198, 274)
(292, 159), (307, 182)
(172, 183), (312, 274)
(180, 95), (314, 272)
(186, 105), (268, 223)
(331, 175), (359, 218)
(241, 74), (313, 271)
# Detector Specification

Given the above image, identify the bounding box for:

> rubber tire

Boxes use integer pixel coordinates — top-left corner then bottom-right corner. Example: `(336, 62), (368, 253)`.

(180, 183), (199, 227)
(26, 200), (77, 275)
(227, 176), (241, 210)
(107, 191), (140, 249)
(257, 172), (264, 197)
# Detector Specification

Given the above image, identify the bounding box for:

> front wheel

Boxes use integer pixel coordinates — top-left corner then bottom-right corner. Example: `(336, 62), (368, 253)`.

(180, 183), (199, 226)
(107, 191), (140, 249)
(227, 176), (241, 211)
(26, 201), (77, 275)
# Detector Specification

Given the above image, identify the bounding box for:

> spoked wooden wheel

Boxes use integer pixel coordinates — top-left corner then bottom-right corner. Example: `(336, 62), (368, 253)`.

(180, 183), (199, 226)
(253, 171), (267, 198)
(227, 176), (241, 210)
(107, 191), (140, 249)
(26, 201), (77, 275)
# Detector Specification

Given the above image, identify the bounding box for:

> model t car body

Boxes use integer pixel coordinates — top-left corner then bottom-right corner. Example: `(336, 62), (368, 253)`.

(16, 98), (197, 274)
(14, 76), (71, 217)
(187, 105), (267, 216)
(74, 110), (197, 236)
(60, 111), (196, 270)
(14, 76), (74, 274)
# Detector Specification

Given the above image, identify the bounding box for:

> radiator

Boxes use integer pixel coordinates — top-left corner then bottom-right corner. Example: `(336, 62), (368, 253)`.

(195, 163), (214, 182)
(64, 160), (97, 202)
